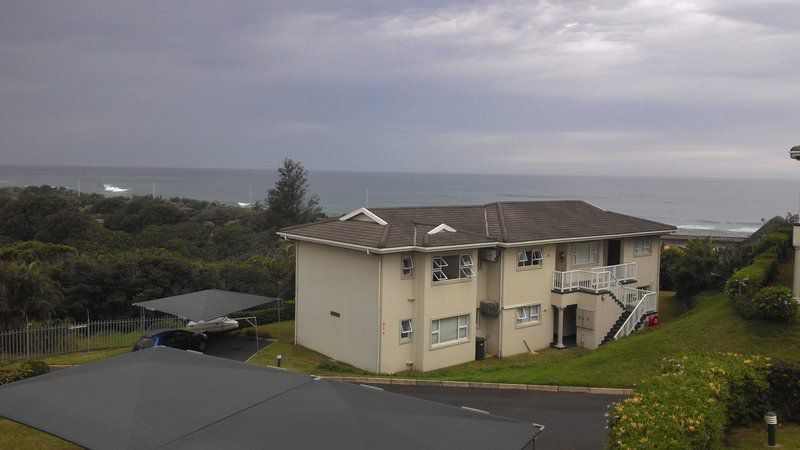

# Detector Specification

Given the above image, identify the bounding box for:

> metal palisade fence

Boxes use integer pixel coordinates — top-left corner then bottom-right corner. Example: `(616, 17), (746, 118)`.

(0, 316), (187, 363)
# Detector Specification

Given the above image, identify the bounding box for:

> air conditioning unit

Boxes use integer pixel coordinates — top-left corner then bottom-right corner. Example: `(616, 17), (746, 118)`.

(479, 248), (500, 262)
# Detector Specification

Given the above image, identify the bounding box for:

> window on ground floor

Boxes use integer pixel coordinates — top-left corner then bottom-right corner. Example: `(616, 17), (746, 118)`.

(400, 319), (413, 343)
(431, 314), (469, 346)
(516, 304), (541, 325)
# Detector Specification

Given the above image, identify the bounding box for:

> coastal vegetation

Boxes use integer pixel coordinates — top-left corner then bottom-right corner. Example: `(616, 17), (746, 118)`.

(0, 159), (320, 328)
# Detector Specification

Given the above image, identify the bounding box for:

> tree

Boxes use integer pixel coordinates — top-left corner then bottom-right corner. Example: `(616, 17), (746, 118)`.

(674, 238), (720, 304)
(0, 261), (60, 326)
(659, 246), (684, 291)
(263, 159), (323, 229)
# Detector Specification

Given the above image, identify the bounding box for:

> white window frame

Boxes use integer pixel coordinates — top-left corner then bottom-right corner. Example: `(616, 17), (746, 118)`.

(401, 255), (414, 277)
(634, 238), (652, 255)
(571, 242), (598, 266)
(430, 314), (470, 347)
(517, 248), (543, 268)
(400, 319), (413, 342)
(432, 253), (475, 283)
(515, 304), (541, 326)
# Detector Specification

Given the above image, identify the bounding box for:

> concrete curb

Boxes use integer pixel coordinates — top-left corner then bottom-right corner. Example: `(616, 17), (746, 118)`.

(324, 376), (632, 395)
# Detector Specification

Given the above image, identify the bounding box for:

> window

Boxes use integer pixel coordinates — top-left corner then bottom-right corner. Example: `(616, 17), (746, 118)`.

(400, 319), (413, 342)
(401, 255), (414, 277)
(517, 249), (543, 268)
(432, 254), (475, 282)
(571, 242), (598, 266)
(431, 314), (469, 346)
(634, 238), (652, 255)
(515, 304), (541, 325)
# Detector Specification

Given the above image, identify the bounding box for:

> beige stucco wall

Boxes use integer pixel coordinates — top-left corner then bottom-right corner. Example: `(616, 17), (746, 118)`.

(574, 292), (625, 349)
(378, 252), (417, 374)
(414, 250), (479, 372)
(295, 242), (381, 372)
(621, 237), (661, 290)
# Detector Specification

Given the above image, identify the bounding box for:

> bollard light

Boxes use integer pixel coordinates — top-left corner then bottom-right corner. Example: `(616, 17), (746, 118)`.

(764, 411), (777, 447)
(277, 354), (282, 368)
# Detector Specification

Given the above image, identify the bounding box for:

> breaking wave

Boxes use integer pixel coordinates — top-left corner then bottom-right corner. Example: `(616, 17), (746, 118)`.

(103, 184), (130, 193)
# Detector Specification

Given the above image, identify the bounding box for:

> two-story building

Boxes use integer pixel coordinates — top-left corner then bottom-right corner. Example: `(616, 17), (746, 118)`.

(278, 201), (675, 374)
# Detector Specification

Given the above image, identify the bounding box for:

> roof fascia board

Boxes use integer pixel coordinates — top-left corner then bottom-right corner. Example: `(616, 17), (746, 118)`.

(497, 230), (676, 248)
(428, 223), (456, 234)
(278, 229), (674, 254)
(338, 207), (387, 226)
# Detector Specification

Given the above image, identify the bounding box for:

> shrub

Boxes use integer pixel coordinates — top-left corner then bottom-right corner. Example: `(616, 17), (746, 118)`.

(0, 360), (50, 384)
(750, 286), (797, 322)
(725, 252), (778, 300)
(758, 232), (791, 260)
(607, 353), (771, 449)
(767, 362), (800, 422)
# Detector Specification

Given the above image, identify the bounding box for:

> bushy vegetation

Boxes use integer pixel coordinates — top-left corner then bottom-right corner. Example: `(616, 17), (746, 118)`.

(726, 252), (779, 301)
(0, 159), (321, 328)
(0, 360), (49, 384)
(607, 353), (772, 449)
(767, 362), (800, 422)
(750, 286), (796, 322)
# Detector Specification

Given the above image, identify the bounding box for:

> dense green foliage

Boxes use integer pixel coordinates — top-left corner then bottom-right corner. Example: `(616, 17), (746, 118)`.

(767, 362), (800, 422)
(750, 286), (796, 322)
(726, 252), (779, 300)
(607, 353), (771, 449)
(672, 239), (720, 301)
(658, 246), (683, 291)
(0, 360), (49, 384)
(0, 161), (322, 327)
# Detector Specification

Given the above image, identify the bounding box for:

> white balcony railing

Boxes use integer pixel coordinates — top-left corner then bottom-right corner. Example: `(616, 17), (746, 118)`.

(613, 291), (658, 340)
(591, 262), (637, 283)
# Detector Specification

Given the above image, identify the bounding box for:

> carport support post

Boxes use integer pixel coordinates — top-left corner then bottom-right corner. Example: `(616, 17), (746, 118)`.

(555, 307), (565, 349)
(255, 316), (259, 351)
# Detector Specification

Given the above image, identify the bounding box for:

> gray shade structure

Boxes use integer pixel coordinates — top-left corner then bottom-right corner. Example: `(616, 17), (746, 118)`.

(132, 289), (276, 321)
(0, 347), (539, 449)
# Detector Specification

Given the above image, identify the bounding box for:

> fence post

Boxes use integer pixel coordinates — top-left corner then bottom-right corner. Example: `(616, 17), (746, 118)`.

(26, 322), (30, 360)
(86, 310), (91, 353)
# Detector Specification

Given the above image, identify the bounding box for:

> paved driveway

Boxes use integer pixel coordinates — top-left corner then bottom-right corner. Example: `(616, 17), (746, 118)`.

(371, 385), (624, 449)
(203, 333), (270, 362)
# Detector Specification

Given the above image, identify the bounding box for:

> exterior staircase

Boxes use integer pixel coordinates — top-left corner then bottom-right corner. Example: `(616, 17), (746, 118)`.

(552, 263), (657, 345)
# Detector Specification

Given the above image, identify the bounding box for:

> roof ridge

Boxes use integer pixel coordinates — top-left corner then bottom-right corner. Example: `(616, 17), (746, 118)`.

(495, 203), (508, 242)
(378, 224), (391, 248)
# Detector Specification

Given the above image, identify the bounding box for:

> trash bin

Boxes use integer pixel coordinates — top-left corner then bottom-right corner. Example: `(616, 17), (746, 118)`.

(475, 337), (486, 360)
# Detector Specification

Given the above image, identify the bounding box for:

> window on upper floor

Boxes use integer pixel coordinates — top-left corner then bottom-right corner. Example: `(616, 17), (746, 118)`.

(431, 314), (469, 346)
(517, 249), (543, 268)
(400, 319), (413, 342)
(571, 242), (598, 266)
(401, 255), (414, 277)
(515, 304), (541, 325)
(432, 254), (475, 282)
(634, 238), (652, 255)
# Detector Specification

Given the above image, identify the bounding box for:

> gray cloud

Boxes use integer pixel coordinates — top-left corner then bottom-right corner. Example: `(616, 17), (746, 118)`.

(1, 0), (798, 177)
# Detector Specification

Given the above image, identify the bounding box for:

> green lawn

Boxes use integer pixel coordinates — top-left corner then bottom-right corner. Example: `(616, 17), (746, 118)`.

(248, 287), (800, 388)
(0, 420), (76, 449)
(725, 423), (800, 448)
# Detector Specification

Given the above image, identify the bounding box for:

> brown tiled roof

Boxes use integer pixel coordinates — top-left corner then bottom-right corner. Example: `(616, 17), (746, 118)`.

(279, 201), (675, 251)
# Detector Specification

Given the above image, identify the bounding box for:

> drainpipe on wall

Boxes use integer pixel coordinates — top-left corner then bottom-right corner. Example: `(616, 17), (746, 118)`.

(376, 252), (382, 374)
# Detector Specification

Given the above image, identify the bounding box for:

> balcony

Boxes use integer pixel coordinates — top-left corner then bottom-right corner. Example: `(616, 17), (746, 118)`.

(552, 262), (637, 294)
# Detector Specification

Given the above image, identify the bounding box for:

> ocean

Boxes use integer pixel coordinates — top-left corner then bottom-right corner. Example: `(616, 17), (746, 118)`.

(1, 164), (799, 237)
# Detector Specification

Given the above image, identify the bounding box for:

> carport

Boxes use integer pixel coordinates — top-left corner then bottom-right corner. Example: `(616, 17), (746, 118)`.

(132, 289), (279, 350)
(0, 348), (541, 449)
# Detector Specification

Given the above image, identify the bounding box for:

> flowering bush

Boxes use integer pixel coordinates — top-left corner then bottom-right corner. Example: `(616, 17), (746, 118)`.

(607, 353), (771, 449)
(750, 286), (797, 322)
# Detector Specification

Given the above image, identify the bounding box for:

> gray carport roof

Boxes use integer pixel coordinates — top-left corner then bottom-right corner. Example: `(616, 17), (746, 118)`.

(132, 289), (277, 322)
(0, 347), (539, 449)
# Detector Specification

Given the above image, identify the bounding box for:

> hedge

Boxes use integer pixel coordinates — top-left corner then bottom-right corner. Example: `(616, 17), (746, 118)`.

(767, 362), (800, 422)
(725, 252), (778, 300)
(758, 232), (791, 260)
(607, 353), (771, 449)
(750, 286), (797, 322)
(0, 360), (49, 385)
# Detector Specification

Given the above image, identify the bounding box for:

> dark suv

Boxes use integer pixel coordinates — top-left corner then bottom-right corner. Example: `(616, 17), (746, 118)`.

(133, 329), (207, 353)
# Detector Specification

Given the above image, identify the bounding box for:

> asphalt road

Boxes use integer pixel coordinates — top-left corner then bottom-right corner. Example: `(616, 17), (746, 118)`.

(371, 385), (624, 450)
(203, 333), (270, 362)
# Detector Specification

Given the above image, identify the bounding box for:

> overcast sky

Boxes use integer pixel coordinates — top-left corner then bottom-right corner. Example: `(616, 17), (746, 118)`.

(1, 1), (798, 177)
